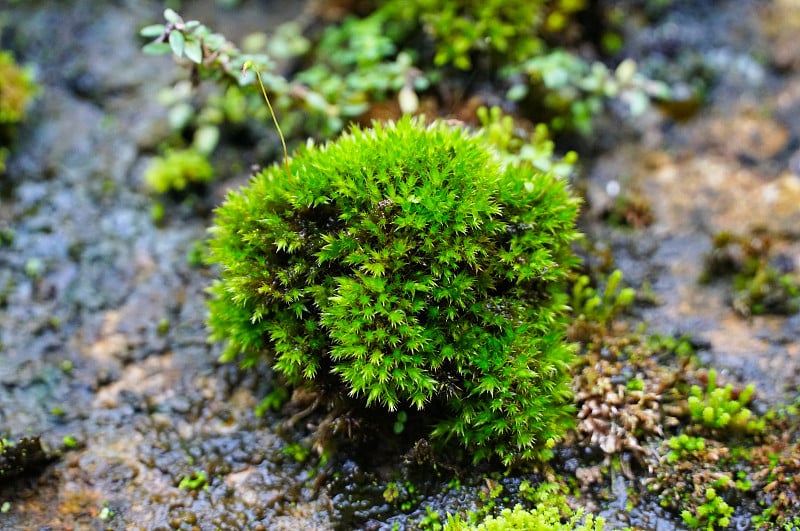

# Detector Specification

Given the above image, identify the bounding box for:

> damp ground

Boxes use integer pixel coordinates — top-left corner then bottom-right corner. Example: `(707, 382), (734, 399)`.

(2, 1), (800, 529)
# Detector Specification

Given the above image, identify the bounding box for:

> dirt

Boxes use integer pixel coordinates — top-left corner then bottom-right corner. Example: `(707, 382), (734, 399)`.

(1, 0), (800, 530)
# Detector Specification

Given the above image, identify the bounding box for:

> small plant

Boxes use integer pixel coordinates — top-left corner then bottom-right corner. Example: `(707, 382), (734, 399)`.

(143, 148), (214, 194)
(420, 505), (443, 531)
(681, 487), (733, 530)
(475, 106), (577, 178)
(687, 369), (764, 434)
(283, 442), (310, 463)
(207, 117), (580, 464)
(383, 480), (420, 511)
(0, 50), (38, 172)
(666, 433), (706, 463)
(142, 8), (422, 140)
(512, 52), (669, 133)
(571, 269), (636, 328)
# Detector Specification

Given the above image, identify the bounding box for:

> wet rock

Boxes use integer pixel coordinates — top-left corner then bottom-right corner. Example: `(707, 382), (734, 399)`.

(761, 0), (800, 71)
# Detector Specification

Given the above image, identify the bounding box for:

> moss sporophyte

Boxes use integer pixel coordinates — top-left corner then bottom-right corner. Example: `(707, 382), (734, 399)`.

(207, 117), (581, 464)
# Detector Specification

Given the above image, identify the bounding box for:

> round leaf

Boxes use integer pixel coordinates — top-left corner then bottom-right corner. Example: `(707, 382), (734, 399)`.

(139, 24), (165, 38)
(169, 30), (185, 58)
(184, 38), (203, 64)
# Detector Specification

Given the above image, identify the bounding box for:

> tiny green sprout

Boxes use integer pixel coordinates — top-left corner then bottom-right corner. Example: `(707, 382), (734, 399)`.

(0, 227), (14, 246)
(157, 317), (170, 336)
(393, 411), (408, 434)
(151, 201), (165, 224)
(383, 482), (401, 503)
(62, 435), (78, 448)
(178, 470), (208, 490)
(186, 240), (206, 268)
(254, 386), (289, 417)
(687, 369), (764, 434)
(1, 501), (10, 514)
(626, 378), (645, 392)
(420, 505), (442, 530)
(99, 505), (114, 521)
(60, 359), (73, 373)
(24, 257), (44, 279)
(283, 442), (310, 463)
(571, 269), (636, 327)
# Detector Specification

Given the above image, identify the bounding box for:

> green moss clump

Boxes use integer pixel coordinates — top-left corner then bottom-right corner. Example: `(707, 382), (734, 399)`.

(143, 148), (214, 194)
(0, 51), (36, 125)
(0, 50), (38, 172)
(207, 117), (580, 464)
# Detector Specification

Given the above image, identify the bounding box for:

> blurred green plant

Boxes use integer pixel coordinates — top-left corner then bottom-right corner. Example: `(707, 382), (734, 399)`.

(475, 106), (577, 178)
(702, 230), (800, 317)
(142, 2), (670, 148)
(377, 0), (586, 71)
(509, 53), (669, 134)
(143, 148), (213, 194)
(0, 50), (38, 172)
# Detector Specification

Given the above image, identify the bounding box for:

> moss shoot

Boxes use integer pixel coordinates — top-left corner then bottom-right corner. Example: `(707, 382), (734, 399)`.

(207, 117), (580, 464)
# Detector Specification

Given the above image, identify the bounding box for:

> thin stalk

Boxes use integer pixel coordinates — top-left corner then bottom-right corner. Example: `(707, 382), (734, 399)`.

(243, 62), (291, 179)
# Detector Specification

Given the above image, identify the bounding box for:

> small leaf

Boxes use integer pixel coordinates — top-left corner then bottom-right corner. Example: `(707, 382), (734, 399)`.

(184, 38), (203, 64)
(193, 125), (220, 155)
(139, 24), (165, 38)
(304, 91), (330, 112)
(204, 33), (226, 51)
(142, 42), (172, 55)
(169, 30), (185, 57)
(163, 8), (182, 24)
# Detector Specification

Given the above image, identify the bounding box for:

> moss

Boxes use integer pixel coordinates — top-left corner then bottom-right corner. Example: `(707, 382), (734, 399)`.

(445, 504), (603, 531)
(443, 482), (604, 531)
(207, 117), (580, 464)
(687, 369), (764, 435)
